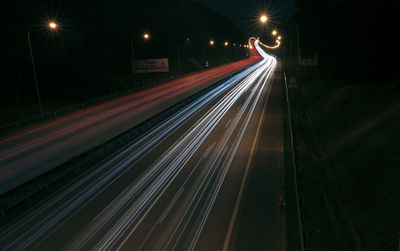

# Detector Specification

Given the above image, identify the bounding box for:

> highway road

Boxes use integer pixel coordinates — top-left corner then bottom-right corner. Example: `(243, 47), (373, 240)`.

(0, 51), (259, 195)
(0, 39), (279, 250)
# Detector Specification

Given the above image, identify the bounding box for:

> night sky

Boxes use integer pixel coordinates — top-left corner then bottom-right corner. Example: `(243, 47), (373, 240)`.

(194, 0), (296, 32)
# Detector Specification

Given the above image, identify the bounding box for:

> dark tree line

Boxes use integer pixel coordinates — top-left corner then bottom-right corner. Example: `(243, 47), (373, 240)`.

(293, 0), (397, 80)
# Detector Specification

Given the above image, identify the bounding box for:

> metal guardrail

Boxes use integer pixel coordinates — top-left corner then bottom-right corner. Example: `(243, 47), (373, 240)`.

(284, 71), (305, 251)
(0, 86), (153, 132)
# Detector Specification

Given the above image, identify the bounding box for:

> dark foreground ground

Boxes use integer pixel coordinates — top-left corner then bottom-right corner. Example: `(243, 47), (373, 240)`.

(295, 76), (400, 250)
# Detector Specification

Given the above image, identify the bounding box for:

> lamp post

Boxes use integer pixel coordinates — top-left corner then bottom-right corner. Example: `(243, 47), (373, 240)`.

(131, 32), (150, 59)
(27, 21), (58, 118)
(260, 15), (268, 39)
(259, 18), (300, 84)
(177, 41), (181, 75)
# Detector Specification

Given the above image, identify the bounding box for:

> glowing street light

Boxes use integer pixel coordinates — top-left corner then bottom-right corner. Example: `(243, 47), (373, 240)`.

(210, 40), (214, 46)
(27, 21), (58, 118)
(224, 41), (229, 46)
(277, 35), (281, 40)
(48, 21), (57, 30)
(260, 15), (268, 38)
(272, 30), (277, 36)
(143, 33), (150, 39)
(260, 15), (268, 23)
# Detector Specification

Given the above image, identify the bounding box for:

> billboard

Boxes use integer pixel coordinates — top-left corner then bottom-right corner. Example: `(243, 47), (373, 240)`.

(131, 58), (169, 73)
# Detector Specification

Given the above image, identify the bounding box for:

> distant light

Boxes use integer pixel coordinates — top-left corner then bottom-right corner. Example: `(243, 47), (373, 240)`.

(210, 40), (214, 46)
(144, 33), (150, 39)
(277, 36), (281, 40)
(48, 22), (57, 30)
(272, 30), (277, 36)
(260, 15), (268, 23)
(233, 43), (236, 46)
(186, 37), (190, 41)
(224, 41), (228, 46)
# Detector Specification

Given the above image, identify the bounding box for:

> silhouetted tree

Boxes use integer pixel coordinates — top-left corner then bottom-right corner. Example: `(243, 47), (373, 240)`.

(293, 0), (396, 80)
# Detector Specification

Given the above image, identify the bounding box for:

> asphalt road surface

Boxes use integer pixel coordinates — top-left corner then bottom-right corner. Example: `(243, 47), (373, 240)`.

(0, 52), (259, 195)
(0, 40), (282, 250)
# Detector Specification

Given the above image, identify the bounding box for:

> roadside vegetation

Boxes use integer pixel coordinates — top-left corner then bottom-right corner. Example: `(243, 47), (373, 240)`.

(294, 73), (400, 250)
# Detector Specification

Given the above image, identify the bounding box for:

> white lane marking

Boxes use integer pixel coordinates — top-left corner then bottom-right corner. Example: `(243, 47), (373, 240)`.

(204, 143), (216, 159)
(92, 186), (130, 222)
(159, 188), (184, 224)
(224, 119), (232, 129)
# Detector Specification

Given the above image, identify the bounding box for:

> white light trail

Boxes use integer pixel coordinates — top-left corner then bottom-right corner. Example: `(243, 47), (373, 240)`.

(2, 39), (278, 251)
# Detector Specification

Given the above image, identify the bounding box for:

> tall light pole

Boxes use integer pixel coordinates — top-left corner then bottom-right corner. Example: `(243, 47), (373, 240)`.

(27, 21), (58, 118)
(261, 19), (300, 84)
(260, 15), (268, 39)
(131, 32), (150, 58)
(177, 41), (181, 75)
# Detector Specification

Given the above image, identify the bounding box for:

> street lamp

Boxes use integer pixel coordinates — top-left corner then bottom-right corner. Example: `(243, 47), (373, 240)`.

(224, 41), (228, 46)
(48, 22), (57, 30)
(272, 30), (277, 36)
(131, 32), (150, 58)
(210, 40), (214, 46)
(260, 15), (268, 39)
(260, 15), (268, 23)
(27, 21), (58, 118)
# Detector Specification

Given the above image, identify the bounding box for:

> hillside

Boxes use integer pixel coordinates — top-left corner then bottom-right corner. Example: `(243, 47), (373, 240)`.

(297, 78), (400, 250)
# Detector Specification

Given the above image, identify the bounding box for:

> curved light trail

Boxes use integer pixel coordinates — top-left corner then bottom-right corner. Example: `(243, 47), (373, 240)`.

(0, 53), (259, 195)
(0, 39), (277, 251)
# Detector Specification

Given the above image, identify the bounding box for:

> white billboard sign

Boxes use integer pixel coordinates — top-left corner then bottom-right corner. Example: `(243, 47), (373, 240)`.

(131, 58), (169, 73)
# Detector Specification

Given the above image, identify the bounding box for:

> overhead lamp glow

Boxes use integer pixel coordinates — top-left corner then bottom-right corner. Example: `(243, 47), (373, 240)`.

(48, 22), (57, 30)
(260, 15), (268, 23)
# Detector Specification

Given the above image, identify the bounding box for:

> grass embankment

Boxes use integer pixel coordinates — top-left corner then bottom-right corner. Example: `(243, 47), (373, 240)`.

(0, 73), (169, 127)
(296, 77), (400, 250)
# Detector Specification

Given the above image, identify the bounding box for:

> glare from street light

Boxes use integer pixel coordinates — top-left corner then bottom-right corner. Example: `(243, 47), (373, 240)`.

(48, 22), (57, 30)
(272, 30), (277, 36)
(210, 40), (214, 46)
(260, 15), (268, 23)
(144, 33), (150, 39)
(277, 35), (281, 40)
(224, 41), (228, 46)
